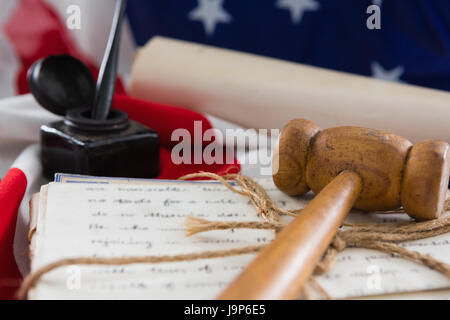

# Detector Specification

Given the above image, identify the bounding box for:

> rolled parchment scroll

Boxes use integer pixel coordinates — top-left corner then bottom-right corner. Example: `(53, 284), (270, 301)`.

(130, 36), (450, 143)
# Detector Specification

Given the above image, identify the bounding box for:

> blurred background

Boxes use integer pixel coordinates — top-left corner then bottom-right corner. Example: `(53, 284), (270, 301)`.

(0, 2), (449, 299)
(0, 0), (449, 100)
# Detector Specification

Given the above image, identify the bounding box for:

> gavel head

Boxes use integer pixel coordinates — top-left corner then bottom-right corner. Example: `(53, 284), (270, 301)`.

(272, 119), (450, 220)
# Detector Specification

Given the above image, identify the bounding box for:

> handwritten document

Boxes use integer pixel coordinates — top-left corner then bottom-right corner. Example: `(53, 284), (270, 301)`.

(30, 176), (450, 299)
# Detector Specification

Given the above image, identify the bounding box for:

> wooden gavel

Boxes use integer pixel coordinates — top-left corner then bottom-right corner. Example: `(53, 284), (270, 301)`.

(219, 119), (450, 300)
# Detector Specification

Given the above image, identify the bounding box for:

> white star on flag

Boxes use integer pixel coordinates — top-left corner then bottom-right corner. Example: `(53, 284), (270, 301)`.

(372, 0), (383, 7)
(276, 0), (320, 25)
(188, 0), (232, 36)
(371, 61), (404, 82)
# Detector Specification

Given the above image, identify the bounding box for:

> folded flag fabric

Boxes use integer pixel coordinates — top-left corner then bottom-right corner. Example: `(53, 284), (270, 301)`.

(0, 169), (27, 299)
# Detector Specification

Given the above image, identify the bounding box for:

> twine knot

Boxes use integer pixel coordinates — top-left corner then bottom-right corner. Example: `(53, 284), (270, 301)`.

(16, 172), (450, 300)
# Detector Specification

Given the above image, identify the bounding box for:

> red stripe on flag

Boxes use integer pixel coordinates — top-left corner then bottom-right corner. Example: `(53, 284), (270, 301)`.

(3, 0), (126, 95)
(0, 168), (27, 299)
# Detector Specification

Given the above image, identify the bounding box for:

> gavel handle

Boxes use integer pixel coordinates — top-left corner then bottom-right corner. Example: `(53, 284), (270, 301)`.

(218, 171), (362, 300)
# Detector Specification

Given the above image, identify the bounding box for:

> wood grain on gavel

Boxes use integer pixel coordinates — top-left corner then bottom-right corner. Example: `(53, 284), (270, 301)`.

(219, 119), (450, 300)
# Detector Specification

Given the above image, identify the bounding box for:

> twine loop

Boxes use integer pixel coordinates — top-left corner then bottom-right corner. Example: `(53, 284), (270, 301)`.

(17, 172), (450, 300)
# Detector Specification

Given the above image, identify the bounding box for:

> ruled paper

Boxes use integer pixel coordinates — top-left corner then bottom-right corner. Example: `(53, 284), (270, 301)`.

(30, 176), (450, 299)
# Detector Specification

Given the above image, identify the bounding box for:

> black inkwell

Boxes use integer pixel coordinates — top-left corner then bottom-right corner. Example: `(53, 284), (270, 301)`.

(28, 0), (159, 179)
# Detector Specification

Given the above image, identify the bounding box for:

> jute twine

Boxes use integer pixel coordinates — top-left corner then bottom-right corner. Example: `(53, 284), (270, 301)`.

(17, 172), (450, 300)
